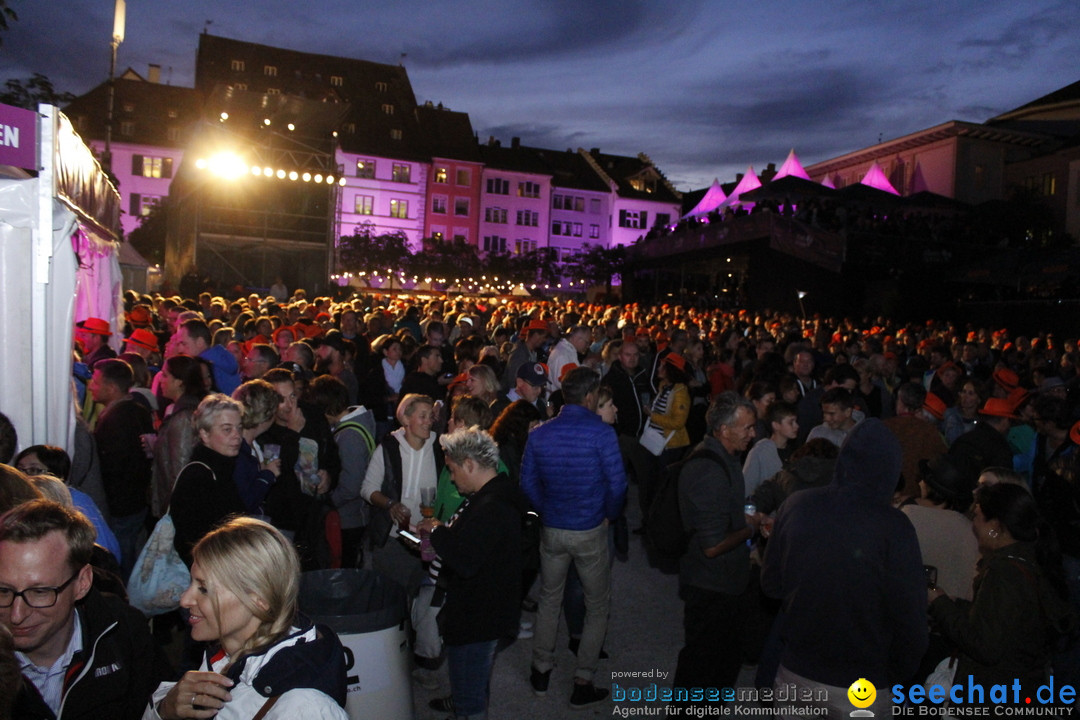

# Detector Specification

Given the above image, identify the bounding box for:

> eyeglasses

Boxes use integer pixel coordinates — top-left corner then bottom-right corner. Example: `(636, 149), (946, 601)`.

(0, 570), (81, 608)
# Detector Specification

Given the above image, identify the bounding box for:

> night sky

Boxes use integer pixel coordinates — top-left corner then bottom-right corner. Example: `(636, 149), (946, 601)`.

(5, 0), (1079, 191)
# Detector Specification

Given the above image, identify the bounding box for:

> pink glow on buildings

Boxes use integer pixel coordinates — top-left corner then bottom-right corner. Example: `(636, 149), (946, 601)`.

(336, 149), (428, 250)
(424, 158), (482, 248)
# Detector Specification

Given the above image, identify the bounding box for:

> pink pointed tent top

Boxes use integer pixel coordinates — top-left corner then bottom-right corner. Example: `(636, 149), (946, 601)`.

(773, 149), (811, 180)
(682, 178), (728, 219)
(717, 166), (762, 209)
(821, 175), (836, 189)
(860, 161), (900, 195)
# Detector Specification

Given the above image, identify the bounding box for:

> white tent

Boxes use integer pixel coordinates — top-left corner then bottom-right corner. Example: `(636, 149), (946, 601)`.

(860, 161), (901, 195)
(773, 149), (811, 180)
(681, 178), (728, 220)
(0, 104), (122, 450)
(716, 166), (762, 210)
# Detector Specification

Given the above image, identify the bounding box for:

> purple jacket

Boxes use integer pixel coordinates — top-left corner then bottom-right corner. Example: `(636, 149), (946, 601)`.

(520, 403), (627, 531)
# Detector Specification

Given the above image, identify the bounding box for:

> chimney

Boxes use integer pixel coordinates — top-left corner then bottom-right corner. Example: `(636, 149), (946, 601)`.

(148, 64), (161, 83)
(590, 148), (600, 156)
(511, 137), (520, 149)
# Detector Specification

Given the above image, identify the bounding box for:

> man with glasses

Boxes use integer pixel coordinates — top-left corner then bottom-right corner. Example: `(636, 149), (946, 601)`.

(2, 500), (170, 720)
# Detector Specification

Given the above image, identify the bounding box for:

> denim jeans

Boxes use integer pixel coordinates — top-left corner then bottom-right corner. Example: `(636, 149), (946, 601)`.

(533, 523), (610, 682)
(447, 639), (498, 719)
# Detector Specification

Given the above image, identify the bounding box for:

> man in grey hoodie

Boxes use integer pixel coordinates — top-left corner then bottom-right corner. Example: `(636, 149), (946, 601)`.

(761, 419), (927, 716)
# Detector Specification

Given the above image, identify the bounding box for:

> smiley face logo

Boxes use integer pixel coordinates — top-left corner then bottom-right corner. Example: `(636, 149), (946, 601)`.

(848, 678), (876, 709)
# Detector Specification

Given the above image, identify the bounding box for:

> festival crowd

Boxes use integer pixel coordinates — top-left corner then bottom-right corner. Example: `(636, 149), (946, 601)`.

(1, 284), (1079, 719)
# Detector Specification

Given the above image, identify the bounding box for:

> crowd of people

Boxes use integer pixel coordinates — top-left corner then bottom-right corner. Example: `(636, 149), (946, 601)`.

(2, 284), (1080, 717)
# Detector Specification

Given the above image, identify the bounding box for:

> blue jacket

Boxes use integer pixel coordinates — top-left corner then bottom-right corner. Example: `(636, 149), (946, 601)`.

(520, 403), (627, 531)
(199, 343), (241, 395)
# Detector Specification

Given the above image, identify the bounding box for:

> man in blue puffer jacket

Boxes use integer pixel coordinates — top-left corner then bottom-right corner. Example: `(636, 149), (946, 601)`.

(521, 366), (627, 709)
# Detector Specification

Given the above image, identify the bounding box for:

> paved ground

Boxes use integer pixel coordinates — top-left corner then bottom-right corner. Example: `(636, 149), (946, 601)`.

(410, 483), (758, 720)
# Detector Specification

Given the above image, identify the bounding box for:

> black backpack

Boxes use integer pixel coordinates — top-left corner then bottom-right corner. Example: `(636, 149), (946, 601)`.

(646, 448), (724, 559)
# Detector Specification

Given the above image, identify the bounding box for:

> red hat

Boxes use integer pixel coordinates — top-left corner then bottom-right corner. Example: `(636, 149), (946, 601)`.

(980, 397), (1019, 420)
(123, 328), (159, 352)
(448, 372), (470, 392)
(1005, 387), (1030, 412)
(663, 353), (687, 373)
(558, 363), (579, 384)
(923, 393), (946, 421)
(272, 326), (296, 345)
(76, 317), (111, 336)
(936, 361), (960, 376)
(126, 305), (153, 327)
(520, 318), (549, 339)
(1071, 420), (1080, 447)
(992, 368), (1020, 392)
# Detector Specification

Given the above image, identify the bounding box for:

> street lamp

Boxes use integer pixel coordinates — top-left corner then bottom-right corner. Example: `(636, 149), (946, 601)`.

(103, 0), (125, 173)
(796, 290), (807, 319)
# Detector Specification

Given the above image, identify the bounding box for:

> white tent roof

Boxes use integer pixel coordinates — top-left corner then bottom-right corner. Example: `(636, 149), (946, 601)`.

(717, 166), (762, 209)
(773, 149), (811, 180)
(860, 161), (900, 195)
(681, 178), (728, 219)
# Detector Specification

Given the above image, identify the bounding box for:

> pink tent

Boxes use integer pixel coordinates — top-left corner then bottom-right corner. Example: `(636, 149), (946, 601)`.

(681, 178), (728, 220)
(860, 161), (900, 195)
(821, 175), (836, 189)
(716, 166), (762, 210)
(773, 149), (811, 180)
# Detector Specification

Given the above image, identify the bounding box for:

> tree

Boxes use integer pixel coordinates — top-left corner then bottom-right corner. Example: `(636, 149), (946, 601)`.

(128, 202), (168, 265)
(567, 243), (627, 296)
(412, 237), (481, 287)
(0, 73), (75, 110)
(337, 226), (413, 278)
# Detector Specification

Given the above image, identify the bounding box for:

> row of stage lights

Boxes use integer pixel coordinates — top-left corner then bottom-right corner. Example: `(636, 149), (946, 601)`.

(193, 152), (347, 185)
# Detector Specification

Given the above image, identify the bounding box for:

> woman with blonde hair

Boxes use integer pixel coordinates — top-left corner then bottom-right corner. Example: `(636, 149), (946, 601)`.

(145, 517), (347, 719)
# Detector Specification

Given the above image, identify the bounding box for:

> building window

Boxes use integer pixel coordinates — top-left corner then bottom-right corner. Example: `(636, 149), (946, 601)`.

(573, 197), (585, 212)
(516, 210), (538, 227)
(518, 181), (540, 198)
(330, 75), (343, 86)
(453, 232), (468, 244)
(483, 236), (507, 254)
(590, 198), (601, 214)
(390, 129), (402, 140)
(233, 82), (247, 91)
(454, 198), (470, 216)
(589, 224), (600, 238)
(392, 163), (411, 183)
(264, 65), (277, 77)
(376, 81), (388, 92)
(119, 122), (135, 137)
(618, 210), (647, 229)
(266, 88), (281, 95)
(166, 127), (180, 142)
(553, 194), (564, 210)
(485, 207), (508, 224)
(629, 176), (656, 193)
(390, 199), (408, 219)
(129, 193), (161, 217)
(551, 221), (565, 236)
(455, 168), (471, 186)
(167, 108), (178, 119)
(432, 196), (447, 214)
(382, 104), (394, 115)
(434, 167), (448, 183)
(355, 195), (374, 215)
(356, 160), (375, 178)
(486, 177), (509, 195)
(122, 102), (135, 113)
(231, 59), (245, 72)
(514, 239), (537, 255)
(431, 231), (444, 243)
(573, 223), (583, 237)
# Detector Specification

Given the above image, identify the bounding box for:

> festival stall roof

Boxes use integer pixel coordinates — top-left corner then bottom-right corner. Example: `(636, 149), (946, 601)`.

(860, 161), (901, 195)
(739, 174), (837, 204)
(0, 104), (123, 449)
(716, 166), (762, 210)
(681, 178), (728, 219)
(773, 149), (811, 180)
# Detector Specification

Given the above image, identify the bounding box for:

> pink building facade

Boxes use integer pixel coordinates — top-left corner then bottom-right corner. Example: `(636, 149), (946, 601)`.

(336, 149), (428, 249)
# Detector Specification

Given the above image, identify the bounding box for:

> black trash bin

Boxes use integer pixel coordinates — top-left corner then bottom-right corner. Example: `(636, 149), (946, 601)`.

(300, 569), (413, 720)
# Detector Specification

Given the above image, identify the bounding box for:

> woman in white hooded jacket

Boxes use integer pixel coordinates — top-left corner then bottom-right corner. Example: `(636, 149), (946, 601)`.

(143, 518), (348, 720)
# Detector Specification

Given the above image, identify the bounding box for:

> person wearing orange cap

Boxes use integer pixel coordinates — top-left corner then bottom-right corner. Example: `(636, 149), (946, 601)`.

(75, 318), (116, 371)
(122, 328), (160, 361)
(547, 326), (590, 392)
(884, 383), (948, 500)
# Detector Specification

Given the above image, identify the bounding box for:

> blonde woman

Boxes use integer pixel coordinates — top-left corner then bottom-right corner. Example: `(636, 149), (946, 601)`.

(145, 517), (347, 719)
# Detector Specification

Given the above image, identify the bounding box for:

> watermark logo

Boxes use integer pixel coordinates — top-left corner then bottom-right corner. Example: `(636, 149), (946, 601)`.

(848, 678), (877, 717)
